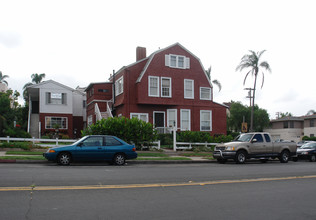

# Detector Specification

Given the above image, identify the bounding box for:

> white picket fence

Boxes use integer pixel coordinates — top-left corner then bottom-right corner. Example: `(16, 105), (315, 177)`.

(0, 136), (77, 147)
(175, 142), (218, 150)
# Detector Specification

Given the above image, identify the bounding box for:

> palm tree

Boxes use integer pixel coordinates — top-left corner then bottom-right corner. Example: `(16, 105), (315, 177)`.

(236, 50), (271, 131)
(205, 66), (222, 92)
(0, 71), (9, 86)
(23, 73), (46, 101)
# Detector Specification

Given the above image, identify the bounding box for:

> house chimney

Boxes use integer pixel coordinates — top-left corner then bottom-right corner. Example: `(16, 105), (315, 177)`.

(136, 46), (146, 61)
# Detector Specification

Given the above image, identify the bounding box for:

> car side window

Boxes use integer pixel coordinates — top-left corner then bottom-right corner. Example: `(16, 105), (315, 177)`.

(82, 137), (104, 147)
(253, 134), (264, 142)
(264, 134), (271, 142)
(105, 137), (122, 146)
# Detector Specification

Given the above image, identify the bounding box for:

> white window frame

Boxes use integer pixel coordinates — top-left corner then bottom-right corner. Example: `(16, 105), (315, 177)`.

(180, 109), (191, 131)
(130, 113), (149, 122)
(148, 76), (159, 97)
(200, 110), (212, 131)
(169, 54), (186, 69)
(161, 77), (172, 98)
(87, 115), (93, 126)
(115, 76), (124, 96)
(167, 109), (177, 128)
(200, 87), (211, 100)
(184, 79), (194, 99)
(45, 116), (68, 129)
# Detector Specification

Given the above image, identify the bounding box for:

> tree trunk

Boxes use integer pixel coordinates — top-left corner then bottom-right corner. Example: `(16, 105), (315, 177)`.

(250, 73), (258, 132)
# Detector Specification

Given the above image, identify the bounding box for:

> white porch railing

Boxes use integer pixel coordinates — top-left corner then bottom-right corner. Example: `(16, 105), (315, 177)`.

(95, 103), (102, 121)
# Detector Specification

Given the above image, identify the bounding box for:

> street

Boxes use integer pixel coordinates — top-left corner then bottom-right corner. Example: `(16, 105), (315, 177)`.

(1, 161), (316, 219)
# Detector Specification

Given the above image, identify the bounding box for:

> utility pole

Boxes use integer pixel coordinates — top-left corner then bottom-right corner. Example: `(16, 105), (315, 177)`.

(244, 88), (255, 131)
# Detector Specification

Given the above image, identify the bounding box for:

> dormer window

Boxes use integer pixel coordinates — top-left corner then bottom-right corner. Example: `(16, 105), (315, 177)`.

(165, 54), (190, 69)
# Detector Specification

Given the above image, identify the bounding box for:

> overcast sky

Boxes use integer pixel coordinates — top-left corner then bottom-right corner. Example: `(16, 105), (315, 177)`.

(0, 0), (315, 119)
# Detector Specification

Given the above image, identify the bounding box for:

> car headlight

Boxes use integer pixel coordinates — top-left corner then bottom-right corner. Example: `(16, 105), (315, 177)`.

(48, 149), (56, 153)
(301, 152), (309, 155)
(226, 146), (235, 151)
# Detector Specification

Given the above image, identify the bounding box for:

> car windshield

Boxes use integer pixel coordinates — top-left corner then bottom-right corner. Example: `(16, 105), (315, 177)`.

(234, 134), (253, 142)
(71, 136), (89, 146)
(300, 143), (316, 149)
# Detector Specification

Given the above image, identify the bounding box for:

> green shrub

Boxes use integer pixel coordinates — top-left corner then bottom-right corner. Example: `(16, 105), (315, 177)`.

(4, 127), (31, 138)
(82, 117), (157, 149)
(0, 142), (34, 150)
(302, 136), (316, 141)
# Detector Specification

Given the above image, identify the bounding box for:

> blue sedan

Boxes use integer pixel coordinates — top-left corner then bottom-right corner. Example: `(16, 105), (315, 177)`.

(43, 135), (137, 165)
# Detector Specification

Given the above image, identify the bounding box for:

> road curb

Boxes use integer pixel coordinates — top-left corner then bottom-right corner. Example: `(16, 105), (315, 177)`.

(0, 159), (216, 164)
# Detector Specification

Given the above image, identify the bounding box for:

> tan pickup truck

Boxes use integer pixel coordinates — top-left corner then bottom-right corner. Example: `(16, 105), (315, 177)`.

(213, 132), (297, 164)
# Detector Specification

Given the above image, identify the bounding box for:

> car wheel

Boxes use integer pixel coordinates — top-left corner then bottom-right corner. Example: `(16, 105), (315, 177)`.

(113, 154), (126, 165)
(309, 155), (316, 162)
(279, 150), (290, 163)
(235, 150), (247, 164)
(57, 152), (71, 165)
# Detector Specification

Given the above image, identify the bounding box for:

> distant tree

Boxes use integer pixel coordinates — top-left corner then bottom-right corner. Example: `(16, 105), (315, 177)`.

(236, 50), (271, 131)
(205, 66), (222, 92)
(0, 71), (9, 86)
(23, 73), (46, 101)
(280, 112), (293, 118)
(227, 101), (270, 132)
(307, 110), (316, 115)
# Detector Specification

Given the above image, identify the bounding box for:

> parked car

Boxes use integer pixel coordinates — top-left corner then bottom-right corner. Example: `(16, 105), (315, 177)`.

(213, 132), (297, 164)
(293, 142), (316, 162)
(43, 135), (137, 165)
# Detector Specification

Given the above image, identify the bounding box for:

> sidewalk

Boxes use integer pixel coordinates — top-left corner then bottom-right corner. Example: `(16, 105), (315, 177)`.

(0, 150), (215, 164)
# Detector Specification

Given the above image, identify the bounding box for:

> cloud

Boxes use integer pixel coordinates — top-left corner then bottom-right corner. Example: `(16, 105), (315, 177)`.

(0, 31), (21, 48)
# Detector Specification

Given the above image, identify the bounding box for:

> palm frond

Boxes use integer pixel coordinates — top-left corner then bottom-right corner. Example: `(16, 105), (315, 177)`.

(212, 80), (222, 92)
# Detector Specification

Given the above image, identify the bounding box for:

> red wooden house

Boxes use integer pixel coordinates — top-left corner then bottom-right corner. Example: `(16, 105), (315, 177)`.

(105, 43), (227, 135)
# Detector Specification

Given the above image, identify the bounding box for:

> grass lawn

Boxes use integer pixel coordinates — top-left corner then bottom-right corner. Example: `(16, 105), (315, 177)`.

(180, 152), (213, 157)
(137, 152), (168, 157)
(6, 151), (44, 155)
(0, 156), (46, 160)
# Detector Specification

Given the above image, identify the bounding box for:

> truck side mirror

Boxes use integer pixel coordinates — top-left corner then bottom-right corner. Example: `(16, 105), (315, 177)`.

(252, 139), (257, 143)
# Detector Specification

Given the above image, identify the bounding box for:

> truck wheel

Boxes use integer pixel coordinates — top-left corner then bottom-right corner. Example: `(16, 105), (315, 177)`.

(235, 150), (247, 164)
(309, 155), (316, 162)
(279, 150), (290, 163)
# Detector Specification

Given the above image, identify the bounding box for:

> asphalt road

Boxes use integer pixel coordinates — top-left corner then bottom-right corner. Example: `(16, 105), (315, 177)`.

(1, 161), (316, 220)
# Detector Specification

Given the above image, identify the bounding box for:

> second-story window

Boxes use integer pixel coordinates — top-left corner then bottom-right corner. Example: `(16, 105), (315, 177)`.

(46, 92), (67, 105)
(115, 76), (123, 96)
(200, 87), (211, 100)
(184, 79), (194, 99)
(149, 76), (159, 97)
(161, 77), (171, 98)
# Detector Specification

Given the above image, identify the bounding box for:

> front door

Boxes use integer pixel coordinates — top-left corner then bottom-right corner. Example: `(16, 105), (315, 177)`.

(154, 112), (165, 128)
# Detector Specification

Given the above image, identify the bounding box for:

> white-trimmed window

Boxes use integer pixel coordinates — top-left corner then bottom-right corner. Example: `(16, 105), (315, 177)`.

(181, 109), (191, 131)
(130, 113), (149, 122)
(115, 76), (124, 96)
(167, 109), (177, 127)
(148, 76), (159, 97)
(87, 115), (93, 126)
(165, 54), (190, 69)
(200, 110), (212, 131)
(45, 117), (68, 129)
(184, 79), (194, 99)
(46, 92), (67, 105)
(200, 87), (211, 100)
(161, 77), (171, 98)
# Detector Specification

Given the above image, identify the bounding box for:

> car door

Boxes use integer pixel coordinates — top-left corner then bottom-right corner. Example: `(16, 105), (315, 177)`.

(76, 136), (105, 161)
(104, 136), (124, 159)
(263, 134), (273, 154)
(249, 134), (266, 156)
